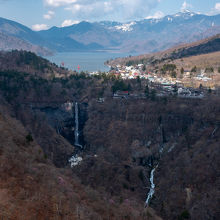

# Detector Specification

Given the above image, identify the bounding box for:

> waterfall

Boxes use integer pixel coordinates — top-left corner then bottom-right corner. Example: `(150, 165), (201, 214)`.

(145, 166), (157, 206)
(74, 102), (82, 148)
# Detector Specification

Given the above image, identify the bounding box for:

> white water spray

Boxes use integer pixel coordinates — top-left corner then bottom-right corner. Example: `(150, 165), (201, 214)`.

(146, 166), (157, 206)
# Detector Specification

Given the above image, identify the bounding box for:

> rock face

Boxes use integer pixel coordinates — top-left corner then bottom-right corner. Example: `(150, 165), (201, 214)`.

(31, 101), (88, 149)
(14, 104), (74, 168)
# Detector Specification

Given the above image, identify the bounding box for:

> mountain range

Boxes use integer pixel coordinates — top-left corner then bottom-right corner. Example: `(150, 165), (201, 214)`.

(0, 11), (220, 55)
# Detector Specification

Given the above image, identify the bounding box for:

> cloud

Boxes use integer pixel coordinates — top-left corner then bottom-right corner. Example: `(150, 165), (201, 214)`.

(32, 24), (49, 31)
(145, 11), (164, 19)
(44, 0), (160, 21)
(207, 2), (220, 15)
(61, 19), (80, 27)
(43, 10), (55, 19)
(181, 1), (192, 11)
(44, 0), (77, 7)
(215, 3), (220, 12)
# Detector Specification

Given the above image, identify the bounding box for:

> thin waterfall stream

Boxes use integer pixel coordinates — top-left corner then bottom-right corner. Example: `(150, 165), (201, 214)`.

(68, 102), (83, 167)
(145, 165), (158, 206)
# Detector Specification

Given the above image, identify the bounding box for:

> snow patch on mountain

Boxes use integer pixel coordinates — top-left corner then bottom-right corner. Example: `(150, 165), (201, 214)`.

(173, 10), (197, 19)
(114, 22), (136, 32)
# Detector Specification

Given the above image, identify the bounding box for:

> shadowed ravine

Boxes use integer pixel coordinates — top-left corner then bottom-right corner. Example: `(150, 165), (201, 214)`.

(74, 102), (83, 148)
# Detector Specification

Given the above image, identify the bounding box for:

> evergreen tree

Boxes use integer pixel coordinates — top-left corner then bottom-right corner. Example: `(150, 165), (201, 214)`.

(181, 67), (184, 75)
(145, 85), (149, 98)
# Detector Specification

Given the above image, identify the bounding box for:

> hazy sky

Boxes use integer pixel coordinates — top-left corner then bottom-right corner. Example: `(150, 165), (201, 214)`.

(0, 0), (219, 30)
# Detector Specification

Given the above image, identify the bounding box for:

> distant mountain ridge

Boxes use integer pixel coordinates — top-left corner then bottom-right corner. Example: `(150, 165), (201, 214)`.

(0, 32), (51, 56)
(0, 11), (220, 54)
(39, 11), (220, 53)
(0, 17), (44, 45)
(0, 17), (52, 55)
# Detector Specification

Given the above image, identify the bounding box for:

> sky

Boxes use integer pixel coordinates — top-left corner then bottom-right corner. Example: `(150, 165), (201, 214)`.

(0, 0), (219, 31)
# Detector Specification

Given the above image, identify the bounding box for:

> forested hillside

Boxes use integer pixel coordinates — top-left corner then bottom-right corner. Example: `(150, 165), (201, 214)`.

(0, 51), (219, 219)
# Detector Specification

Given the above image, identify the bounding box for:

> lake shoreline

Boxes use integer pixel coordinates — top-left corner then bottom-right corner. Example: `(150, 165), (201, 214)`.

(45, 51), (137, 72)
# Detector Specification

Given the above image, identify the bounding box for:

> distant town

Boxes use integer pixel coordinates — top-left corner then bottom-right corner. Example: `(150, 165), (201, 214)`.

(88, 63), (219, 99)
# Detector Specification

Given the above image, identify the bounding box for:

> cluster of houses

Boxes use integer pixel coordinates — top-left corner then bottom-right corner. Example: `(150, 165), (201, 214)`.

(109, 64), (182, 85)
(157, 83), (204, 98)
(112, 84), (204, 100)
(109, 63), (205, 99)
(89, 64), (213, 87)
(111, 64), (144, 79)
(110, 64), (215, 83)
(90, 64), (213, 101)
(194, 71), (212, 82)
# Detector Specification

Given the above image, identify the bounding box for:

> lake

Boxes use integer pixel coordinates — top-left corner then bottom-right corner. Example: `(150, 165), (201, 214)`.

(46, 51), (135, 72)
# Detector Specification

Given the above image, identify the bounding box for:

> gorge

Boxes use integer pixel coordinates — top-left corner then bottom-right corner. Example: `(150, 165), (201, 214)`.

(0, 50), (219, 220)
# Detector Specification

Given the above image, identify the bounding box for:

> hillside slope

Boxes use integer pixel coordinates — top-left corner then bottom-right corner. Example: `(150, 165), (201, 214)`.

(157, 33), (220, 61)
(0, 51), (219, 219)
(0, 32), (50, 56)
(0, 17), (51, 55)
(0, 50), (67, 78)
(108, 34), (220, 67)
(0, 98), (158, 219)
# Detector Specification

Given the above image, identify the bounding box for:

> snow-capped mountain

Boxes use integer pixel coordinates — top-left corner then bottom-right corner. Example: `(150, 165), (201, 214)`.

(113, 22), (136, 32)
(0, 11), (220, 54)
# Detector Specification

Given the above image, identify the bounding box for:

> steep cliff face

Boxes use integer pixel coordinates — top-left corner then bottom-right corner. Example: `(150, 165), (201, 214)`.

(14, 104), (75, 167)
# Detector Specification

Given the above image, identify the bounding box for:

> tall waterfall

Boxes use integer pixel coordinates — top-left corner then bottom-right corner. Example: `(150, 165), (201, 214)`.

(74, 102), (82, 148)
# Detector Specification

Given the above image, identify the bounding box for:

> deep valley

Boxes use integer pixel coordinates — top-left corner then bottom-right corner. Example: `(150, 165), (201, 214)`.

(0, 50), (219, 219)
